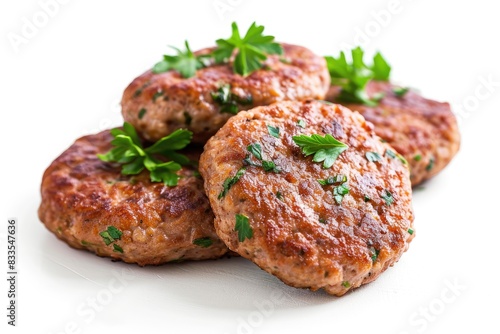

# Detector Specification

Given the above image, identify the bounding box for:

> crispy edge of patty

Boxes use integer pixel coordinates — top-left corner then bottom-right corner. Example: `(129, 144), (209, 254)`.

(122, 43), (331, 144)
(38, 130), (228, 266)
(200, 100), (415, 296)
(326, 81), (460, 186)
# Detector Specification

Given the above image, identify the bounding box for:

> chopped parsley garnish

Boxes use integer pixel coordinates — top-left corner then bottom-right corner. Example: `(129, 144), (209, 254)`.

(317, 174), (347, 186)
(243, 142), (281, 173)
(342, 281), (351, 288)
(414, 154), (422, 161)
(218, 167), (246, 199)
(292, 134), (348, 169)
(297, 119), (306, 128)
(183, 111), (192, 125)
(365, 151), (382, 163)
(393, 86), (410, 97)
(325, 47), (391, 106)
(193, 237), (213, 248)
(370, 247), (380, 263)
(426, 157), (435, 171)
(152, 40), (207, 78)
(113, 244), (124, 253)
(213, 22), (283, 76)
(385, 149), (396, 159)
(407, 228), (414, 235)
(211, 84), (253, 114)
(152, 90), (164, 102)
(98, 122), (192, 186)
(138, 108), (147, 119)
(276, 191), (283, 200)
(381, 189), (394, 206)
(235, 214), (253, 242)
(267, 125), (280, 138)
(364, 195), (371, 202)
(319, 218), (327, 224)
(99, 226), (122, 245)
(333, 183), (349, 204)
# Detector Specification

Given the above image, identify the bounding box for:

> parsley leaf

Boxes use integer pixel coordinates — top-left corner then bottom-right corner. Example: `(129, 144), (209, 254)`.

(426, 157), (435, 171)
(385, 149), (396, 159)
(407, 228), (414, 235)
(414, 154), (422, 161)
(113, 244), (124, 253)
(218, 167), (246, 199)
(247, 143), (263, 160)
(366, 151), (382, 162)
(333, 183), (349, 204)
(214, 22), (283, 76)
(292, 134), (348, 168)
(244, 143), (281, 173)
(325, 47), (391, 106)
(317, 174), (347, 186)
(372, 52), (391, 80)
(152, 40), (206, 78)
(211, 84), (253, 114)
(99, 226), (123, 245)
(98, 122), (192, 186)
(193, 237), (213, 248)
(342, 281), (351, 288)
(267, 125), (280, 138)
(297, 119), (306, 128)
(235, 214), (253, 242)
(370, 247), (380, 263)
(138, 108), (147, 119)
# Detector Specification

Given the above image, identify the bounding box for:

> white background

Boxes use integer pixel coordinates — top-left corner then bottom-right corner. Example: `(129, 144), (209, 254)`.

(1, 0), (499, 333)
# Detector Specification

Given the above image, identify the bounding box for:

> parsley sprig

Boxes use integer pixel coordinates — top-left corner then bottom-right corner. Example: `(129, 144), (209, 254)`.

(292, 134), (348, 168)
(214, 22), (283, 76)
(98, 122), (193, 186)
(153, 40), (209, 78)
(325, 47), (391, 106)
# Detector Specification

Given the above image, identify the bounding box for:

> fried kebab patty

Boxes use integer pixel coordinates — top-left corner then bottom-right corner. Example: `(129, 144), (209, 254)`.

(122, 43), (330, 144)
(326, 81), (460, 186)
(38, 130), (228, 266)
(200, 100), (415, 296)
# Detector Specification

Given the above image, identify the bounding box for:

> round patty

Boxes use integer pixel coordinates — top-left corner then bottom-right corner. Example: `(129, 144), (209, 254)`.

(326, 81), (460, 186)
(121, 43), (330, 144)
(200, 100), (415, 296)
(38, 130), (228, 266)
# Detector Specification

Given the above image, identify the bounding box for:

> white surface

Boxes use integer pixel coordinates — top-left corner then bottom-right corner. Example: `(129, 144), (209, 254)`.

(1, 1), (500, 333)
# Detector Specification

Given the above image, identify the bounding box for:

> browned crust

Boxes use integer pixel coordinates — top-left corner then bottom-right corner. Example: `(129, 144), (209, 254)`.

(200, 100), (415, 296)
(326, 81), (460, 186)
(38, 130), (228, 266)
(122, 43), (330, 144)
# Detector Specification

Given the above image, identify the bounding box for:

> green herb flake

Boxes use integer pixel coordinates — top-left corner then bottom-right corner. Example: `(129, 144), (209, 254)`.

(98, 122), (192, 186)
(183, 111), (192, 126)
(318, 174), (347, 186)
(261, 160), (280, 173)
(364, 195), (371, 202)
(393, 87), (410, 97)
(385, 149), (396, 159)
(138, 108), (147, 120)
(247, 143), (263, 160)
(407, 228), (414, 235)
(235, 214), (253, 242)
(113, 244), (124, 253)
(213, 22), (283, 76)
(370, 247), (380, 263)
(414, 154), (422, 162)
(211, 84), (252, 115)
(319, 218), (327, 224)
(267, 125), (280, 138)
(292, 134), (348, 169)
(333, 183), (349, 204)
(426, 157), (435, 171)
(193, 237), (213, 248)
(99, 226), (123, 246)
(342, 281), (351, 288)
(381, 189), (394, 206)
(366, 151), (382, 163)
(152, 90), (164, 102)
(218, 167), (246, 199)
(297, 119), (306, 128)
(276, 191), (283, 200)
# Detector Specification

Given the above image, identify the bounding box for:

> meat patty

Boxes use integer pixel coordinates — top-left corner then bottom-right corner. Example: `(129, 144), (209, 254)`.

(200, 100), (415, 296)
(326, 81), (460, 186)
(121, 43), (330, 144)
(38, 130), (228, 266)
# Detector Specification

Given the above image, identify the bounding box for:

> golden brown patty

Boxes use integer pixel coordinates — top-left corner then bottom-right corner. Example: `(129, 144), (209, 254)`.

(38, 130), (228, 266)
(122, 43), (330, 144)
(326, 81), (460, 186)
(200, 100), (415, 296)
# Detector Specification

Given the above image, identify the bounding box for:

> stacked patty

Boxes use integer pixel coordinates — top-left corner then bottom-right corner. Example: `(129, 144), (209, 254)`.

(326, 81), (460, 186)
